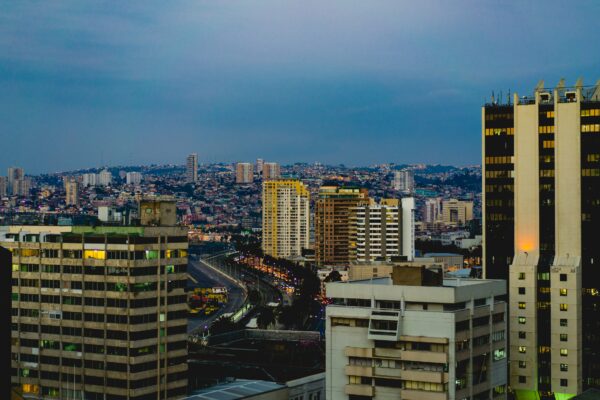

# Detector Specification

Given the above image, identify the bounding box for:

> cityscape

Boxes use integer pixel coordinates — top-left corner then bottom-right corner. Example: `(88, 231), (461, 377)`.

(2, 2), (599, 400)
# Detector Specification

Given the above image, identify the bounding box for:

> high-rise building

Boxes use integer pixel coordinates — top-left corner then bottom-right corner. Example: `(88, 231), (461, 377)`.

(235, 163), (254, 184)
(4, 221), (188, 399)
(1, 246), (11, 398)
(64, 177), (80, 207)
(12, 178), (31, 197)
(256, 158), (264, 174)
(0, 176), (7, 198)
(98, 169), (113, 186)
(422, 197), (443, 226)
(441, 199), (473, 226)
(262, 179), (310, 259)
(350, 198), (415, 263)
(392, 169), (414, 193)
(262, 162), (280, 180)
(186, 153), (198, 183)
(315, 186), (369, 266)
(483, 80), (600, 397)
(8, 167), (24, 195)
(82, 173), (97, 187)
(325, 265), (508, 400)
(126, 171), (143, 185)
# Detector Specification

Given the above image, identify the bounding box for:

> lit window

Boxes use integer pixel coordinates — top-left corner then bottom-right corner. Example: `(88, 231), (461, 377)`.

(519, 302), (526, 309)
(560, 288), (568, 296)
(493, 348), (506, 361)
(560, 348), (568, 356)
(84, 250), (106, 260)
(519, 360), (526, 368)
(518, 346), (526, 353)
(518, 317), (526, 324)
(518, 273), (526, 280)
(560, 334), (568, 342)
(560, 303), (568, 311)
(560, 363), (568, 372)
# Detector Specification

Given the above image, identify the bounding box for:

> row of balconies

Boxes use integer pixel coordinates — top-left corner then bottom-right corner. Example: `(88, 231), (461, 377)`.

(345, 365), (449, 383)
(344, 347), (448, 364)
(345, 384), (448, 400)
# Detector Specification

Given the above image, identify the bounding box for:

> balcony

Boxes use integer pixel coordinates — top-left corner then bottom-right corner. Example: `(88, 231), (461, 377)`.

(345, 384), (374, 397)
(368, 310), (402, 341)
(400, 389), (448, 400)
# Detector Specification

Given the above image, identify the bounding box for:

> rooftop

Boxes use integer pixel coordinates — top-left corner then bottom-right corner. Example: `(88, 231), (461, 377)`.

(184, 380), (284, 400)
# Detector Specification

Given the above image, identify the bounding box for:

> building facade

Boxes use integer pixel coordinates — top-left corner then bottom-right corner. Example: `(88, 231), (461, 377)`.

(82, 173), (97, 188)
(422, 197), (442, 226)
(5, 225), (189, 399)
(262, 179), (310, 259)
(441, 199), (474, 227)
(483, 80), (600, 398)
(315, 186), (369, 266)
(262, 162), (281, 180)
(64, 178), (80, 207)
(392, 170), (414, 193)
(8, 167), (24, 195)
(0, 176), (7, 198)
(350, 198), (415, 263)
(1, 246), (12, 398)
(325, 266), (507, 400)
(98, 170), (113, 187)
(126, 172), (142, 186)
(186, 153), (198, 183)
(236, 163), (254, 184)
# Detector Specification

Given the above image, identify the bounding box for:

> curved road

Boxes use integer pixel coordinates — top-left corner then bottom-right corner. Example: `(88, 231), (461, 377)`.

(187, 254), (246, 334)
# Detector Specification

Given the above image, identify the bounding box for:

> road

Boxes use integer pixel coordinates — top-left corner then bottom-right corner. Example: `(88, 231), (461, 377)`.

(187, 254), (246, 334)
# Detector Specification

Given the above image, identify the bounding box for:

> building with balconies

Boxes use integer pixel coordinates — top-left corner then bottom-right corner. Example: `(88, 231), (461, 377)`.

(325, 265), (507, 400)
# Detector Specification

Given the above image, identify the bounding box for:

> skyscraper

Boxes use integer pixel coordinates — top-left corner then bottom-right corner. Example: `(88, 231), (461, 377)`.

(5, 220), (188, 398)
(235, 162), (254, 184)
(64, 177), (80, 207)
(0, 176), (7, 198)
(315, 186), (369, 266)
(392, 169), (414, 193)
(349, 198), (415, 263)
(1, 246), (11, 398)
(186, 153), (198, 183)
(483, 80), (600, 397)
(422, 197), (442, 226)
(256, 158), (264, 174)
(262, 162), (280, 180)
(262, 179), (310, 258)
(8, 167), (24, 195)
(81, 173), (97, 187)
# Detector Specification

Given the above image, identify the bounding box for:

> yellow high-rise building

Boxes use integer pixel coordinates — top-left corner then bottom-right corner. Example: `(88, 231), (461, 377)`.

(262, 179), (309, 259)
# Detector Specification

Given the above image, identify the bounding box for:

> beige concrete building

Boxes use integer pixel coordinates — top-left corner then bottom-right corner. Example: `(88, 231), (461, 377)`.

(4, 223), (188, 399)
(326, 266), (507, 400)
(262, 179), (310, 259)
(262, 162), (281, 180)
(235, 162), (254, 184)
(349, 198), (415, 263)
(441, 199), (473, 226)
(64, 177), (80, 207)
(483, 79), (600, 398)
(0, 176), (8, 198)
(346, 258), (441, 281)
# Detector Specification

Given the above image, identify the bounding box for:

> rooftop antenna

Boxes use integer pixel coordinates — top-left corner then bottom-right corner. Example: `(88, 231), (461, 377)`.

(592, 79), (600, 101)
(491, 91), (495, 104)
(507, 89), (511, 105)
(535, 80), (545, 92)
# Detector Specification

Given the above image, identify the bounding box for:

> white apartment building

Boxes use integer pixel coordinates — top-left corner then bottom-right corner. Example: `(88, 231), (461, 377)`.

(126, 171), (142, 185)
(392, 170), (414, 193)
(326, 266), (507, 400)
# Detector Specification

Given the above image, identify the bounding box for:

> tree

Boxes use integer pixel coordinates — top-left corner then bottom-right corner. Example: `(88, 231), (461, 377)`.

(277, 305), (297, 330)
(256, 307), (276, 329)
(324, 270), (342, 283)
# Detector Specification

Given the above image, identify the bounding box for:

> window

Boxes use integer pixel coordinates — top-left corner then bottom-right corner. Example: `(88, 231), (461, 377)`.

(560, 319), (568, 327)
(519, 287), (526, 295)
(518, 346), (526, 353)
(560, 274), (567, 282)
(84, 250), (106, 260)
(560, 334), (568, 342)
(519, 331), (526, 339)
(560, 349), (568, 357)
(519, 302), (526, 309)
(560, 288), (567, 296)
(560, 379), (568, 387)
(518, 273), (525, 280)
(518, 360), (526, 368)
(519, 376), (526, 384)
(560, 363), (568, 372)
(560, 303), (568, 311)
(518, 317), (526, 324)
(493, 348), (506, 361)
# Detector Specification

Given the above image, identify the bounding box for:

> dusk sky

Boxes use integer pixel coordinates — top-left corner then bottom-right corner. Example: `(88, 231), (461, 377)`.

(2, 1), (599, 174)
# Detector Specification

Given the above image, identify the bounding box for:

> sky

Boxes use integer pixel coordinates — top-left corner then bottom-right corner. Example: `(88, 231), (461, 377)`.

(1, 1), (599, 174)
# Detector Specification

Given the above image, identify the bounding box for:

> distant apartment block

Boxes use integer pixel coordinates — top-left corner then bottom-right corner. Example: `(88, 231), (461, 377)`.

(5, 222), (188, 399)
(98, 169), (113, 187)
(236, 163), (254, 184)
(262, 162), (281, 180)
(8, 167), (24, 195)
(262, 179), (310, 259)
(315, 186), (369, 266)
(0, 176), (7, 197)
(256, 158), (264, 174)
(186, 153), (198, 183)
(81, 173), (97, 187)
(350, 198), (415, 263)
(64, 177), (80, 207)
(392, 170), (414, 193)
(126, 172), (142, 186)
(326, 265), (507, 400)
(422, 197), (442, 226)
(441, 199), (473, 226)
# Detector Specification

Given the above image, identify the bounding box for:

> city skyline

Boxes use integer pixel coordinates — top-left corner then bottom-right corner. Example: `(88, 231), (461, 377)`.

(2, 1), (599, 173)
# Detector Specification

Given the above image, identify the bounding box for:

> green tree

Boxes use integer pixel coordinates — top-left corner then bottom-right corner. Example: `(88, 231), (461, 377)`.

(210, 316), (240, 335)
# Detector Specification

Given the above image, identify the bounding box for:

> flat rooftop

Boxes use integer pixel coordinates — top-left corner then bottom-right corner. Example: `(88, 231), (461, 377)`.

(184, 380), (284, 400)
